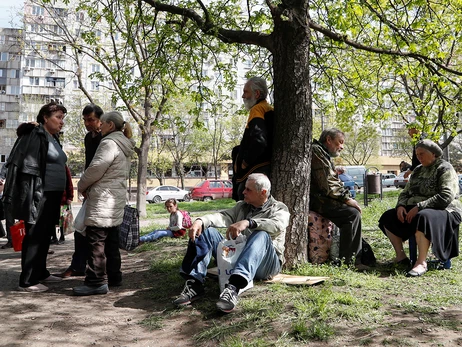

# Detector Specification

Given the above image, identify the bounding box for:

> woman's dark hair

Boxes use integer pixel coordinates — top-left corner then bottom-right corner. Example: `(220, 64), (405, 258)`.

(36, 101), (67, 124)
(165, 198), (178, 206)
(82, 104), (104, 118)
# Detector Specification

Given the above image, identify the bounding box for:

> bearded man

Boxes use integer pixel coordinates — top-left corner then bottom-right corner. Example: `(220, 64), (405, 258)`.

(310, 128), (365, 268)
(232, 77), (274, 201)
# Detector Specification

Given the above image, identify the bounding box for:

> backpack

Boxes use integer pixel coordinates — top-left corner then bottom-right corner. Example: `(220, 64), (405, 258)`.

(180, 210), (192, 229)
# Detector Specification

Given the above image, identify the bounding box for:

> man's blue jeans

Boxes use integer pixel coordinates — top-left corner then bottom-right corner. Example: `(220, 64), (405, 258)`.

(181, 227), (281, 285)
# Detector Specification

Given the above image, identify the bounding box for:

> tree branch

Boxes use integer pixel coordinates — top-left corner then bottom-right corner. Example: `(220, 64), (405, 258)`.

(141, 0), (274, 51)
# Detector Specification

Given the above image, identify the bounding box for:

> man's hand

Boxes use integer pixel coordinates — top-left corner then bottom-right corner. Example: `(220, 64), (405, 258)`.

(397, 206), (407, 223)
(345, 198), (362, 213)
(226, 220), (250, 240)
(403, 169), (411, 178)
(188, 219), (203, 241)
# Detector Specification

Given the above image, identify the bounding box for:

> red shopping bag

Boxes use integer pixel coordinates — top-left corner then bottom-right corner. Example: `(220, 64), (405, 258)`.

(10, 220), (25, 252)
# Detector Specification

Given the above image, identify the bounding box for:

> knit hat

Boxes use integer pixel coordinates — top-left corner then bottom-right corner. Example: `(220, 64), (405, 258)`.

(415, 139), (443, 157)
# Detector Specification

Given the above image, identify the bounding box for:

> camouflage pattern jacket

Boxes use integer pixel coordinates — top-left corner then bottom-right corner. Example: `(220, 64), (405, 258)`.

(309, 140), (351, 214)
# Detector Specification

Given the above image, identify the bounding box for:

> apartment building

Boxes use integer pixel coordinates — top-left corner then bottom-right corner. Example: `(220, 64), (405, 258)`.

(0, 28), (21, 164)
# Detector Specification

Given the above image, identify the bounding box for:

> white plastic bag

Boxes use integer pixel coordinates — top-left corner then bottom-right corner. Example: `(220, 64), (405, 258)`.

(216, 234), (253, 293)
(73, 200), (87, 236)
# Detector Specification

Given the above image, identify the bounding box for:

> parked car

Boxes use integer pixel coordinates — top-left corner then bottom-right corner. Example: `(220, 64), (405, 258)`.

(190, 180), (233, 201)
(382, 173), (397, 187)
(394, 172), (409, 188)
(344, 166), (366, 190)
(146, 185), (191, 203)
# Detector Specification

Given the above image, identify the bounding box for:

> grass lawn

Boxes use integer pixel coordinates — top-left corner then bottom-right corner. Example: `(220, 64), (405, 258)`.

(135, 192), (462, 346)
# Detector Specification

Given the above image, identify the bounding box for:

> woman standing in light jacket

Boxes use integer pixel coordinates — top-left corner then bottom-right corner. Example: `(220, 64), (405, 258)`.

(73, 111), (134, 296)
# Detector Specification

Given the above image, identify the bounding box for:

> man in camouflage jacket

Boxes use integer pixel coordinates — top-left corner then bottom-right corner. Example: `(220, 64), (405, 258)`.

(310, 128), (363, 265)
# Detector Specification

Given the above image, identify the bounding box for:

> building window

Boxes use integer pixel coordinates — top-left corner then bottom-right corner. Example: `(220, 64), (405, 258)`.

(0, 119), (5, 128)
(73, 79), (78, 89)
(10, 86), (20, 95)
(29, 77), (40, 85)
(10, 70), (19, 78)
(76, 12), (84, 22)
(0, 103), (5, 111)
(91, 64), (100, 73)
(0, 154), (5, 163)
(32, 6), (44, 16)
(91, 81), (99, 91)
(0, 53), (8, 61)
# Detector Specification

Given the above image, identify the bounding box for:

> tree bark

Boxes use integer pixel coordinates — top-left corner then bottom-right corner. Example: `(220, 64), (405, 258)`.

(271, 5), (312, 268)
(136, 122), (152, 218)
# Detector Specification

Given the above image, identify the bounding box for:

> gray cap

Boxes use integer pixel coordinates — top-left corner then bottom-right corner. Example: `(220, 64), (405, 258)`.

(415, 139), (443, 157)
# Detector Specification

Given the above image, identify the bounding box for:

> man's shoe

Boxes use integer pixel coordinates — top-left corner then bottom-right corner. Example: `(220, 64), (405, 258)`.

(18, 283), (49, 293)
(54, 268), (85, 278)
(73, 284), (109, 296)
(172, 279), (204, 306)
(1, 241), (13, 249)
(40, 275), (63, 283)
(216, 284), (239, 313)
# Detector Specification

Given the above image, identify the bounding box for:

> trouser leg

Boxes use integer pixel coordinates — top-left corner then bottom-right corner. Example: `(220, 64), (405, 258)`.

(105, 227), (122, 284)
(85, 226), (109, 286)
(181, 227), (224, 283)
(232, 231), (280, 288)
(19, 191), (61, 287)
(70, 231), (90, 272)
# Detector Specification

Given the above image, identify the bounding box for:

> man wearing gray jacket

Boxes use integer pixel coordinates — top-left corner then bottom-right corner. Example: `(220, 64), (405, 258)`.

(173, 173), (290, 313)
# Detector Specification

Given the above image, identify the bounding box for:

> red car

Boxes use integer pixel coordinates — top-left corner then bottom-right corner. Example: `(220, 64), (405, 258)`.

(190, 180), (233, 201)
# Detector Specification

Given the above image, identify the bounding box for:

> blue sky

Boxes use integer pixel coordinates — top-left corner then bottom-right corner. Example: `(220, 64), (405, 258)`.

(0, 1), (23, 28)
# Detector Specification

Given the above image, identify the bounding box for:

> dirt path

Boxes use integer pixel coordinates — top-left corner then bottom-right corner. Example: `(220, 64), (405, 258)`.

(0, 232), (192, 347)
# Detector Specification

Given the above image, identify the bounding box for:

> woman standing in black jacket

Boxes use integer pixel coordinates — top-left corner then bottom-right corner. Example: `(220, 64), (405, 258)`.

(3, 102), (68, 292)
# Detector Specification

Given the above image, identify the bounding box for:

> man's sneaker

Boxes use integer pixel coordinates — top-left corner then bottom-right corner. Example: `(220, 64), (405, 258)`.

(216, 284), (239, 313)
(172, 279), (204, 306)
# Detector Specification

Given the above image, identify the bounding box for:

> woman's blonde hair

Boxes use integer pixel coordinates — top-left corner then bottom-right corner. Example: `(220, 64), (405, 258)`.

(100, 111), (133, 139)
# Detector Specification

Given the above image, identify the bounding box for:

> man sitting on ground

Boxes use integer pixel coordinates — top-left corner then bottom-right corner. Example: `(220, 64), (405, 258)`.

(173, 173), (290, 313)
(310, 128), (365, 268)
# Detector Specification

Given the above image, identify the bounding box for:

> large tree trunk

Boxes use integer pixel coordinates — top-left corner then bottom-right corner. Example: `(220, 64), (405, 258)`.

(271, 5), (312, 269)
(136, 126), (152, 218)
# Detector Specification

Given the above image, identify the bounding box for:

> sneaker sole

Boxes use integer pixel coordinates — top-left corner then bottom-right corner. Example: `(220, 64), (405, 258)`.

(18, 286), (48, 293)
(173, 294), (204, 307)
(217, 306), (235, 313)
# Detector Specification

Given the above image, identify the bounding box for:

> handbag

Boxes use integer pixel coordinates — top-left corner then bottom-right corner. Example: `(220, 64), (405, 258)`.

(216, 235), (253, 293)
(118, 205), (140, 251)
(73, 200), (87, 235)
(10, 220), (25, 252)
(62, 205), (74, 235)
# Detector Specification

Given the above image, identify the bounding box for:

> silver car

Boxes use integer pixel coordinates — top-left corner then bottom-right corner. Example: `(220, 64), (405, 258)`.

(146, 185), (191, 203)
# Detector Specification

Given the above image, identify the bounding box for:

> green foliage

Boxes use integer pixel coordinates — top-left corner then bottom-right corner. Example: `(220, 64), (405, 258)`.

(342, 123), (381, 165)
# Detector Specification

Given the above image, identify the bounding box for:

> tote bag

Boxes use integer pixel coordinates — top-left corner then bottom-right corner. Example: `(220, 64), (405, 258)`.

(118, 205), (139, 251)
(216, 235), (253, 293)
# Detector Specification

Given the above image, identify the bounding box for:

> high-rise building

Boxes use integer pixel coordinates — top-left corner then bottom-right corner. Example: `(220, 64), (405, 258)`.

(0, 28), (21, 164)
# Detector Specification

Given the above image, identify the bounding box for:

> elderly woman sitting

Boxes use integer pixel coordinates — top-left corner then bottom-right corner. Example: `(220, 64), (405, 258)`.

(379, 139), (462, 277)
